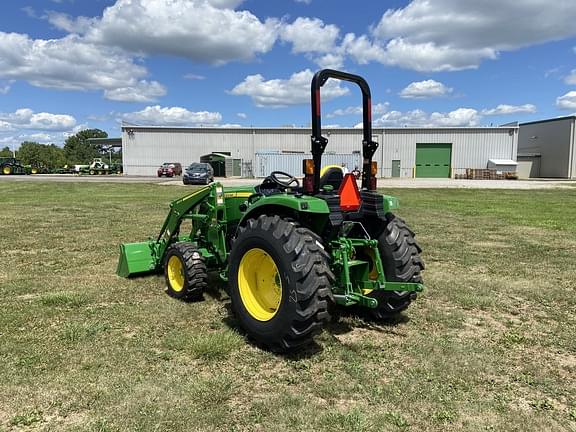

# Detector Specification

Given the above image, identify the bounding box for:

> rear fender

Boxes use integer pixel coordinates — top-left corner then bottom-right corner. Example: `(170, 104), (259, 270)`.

(238, 194), (330, 235)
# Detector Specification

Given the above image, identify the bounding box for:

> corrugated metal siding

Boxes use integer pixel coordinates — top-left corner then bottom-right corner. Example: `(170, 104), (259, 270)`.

(381, 128), (517, 177)
(123, 128), (254, 176)
(518, 118), (574, 178)
(123, 127), (516, 177)
(255, 152), (361, 178)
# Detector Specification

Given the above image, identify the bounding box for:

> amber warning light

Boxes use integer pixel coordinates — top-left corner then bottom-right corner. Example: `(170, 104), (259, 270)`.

(338, 173), (361, 211)
(302, 159), (315, 193)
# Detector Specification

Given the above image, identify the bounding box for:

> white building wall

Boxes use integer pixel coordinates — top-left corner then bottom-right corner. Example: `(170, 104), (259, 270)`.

(122, 126), (517, 177)
(518, 117), (575, 178)
(382, 128), (517, 177)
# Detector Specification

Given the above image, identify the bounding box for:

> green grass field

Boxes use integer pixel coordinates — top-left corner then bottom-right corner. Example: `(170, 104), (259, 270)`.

(1, 182), (575, 431)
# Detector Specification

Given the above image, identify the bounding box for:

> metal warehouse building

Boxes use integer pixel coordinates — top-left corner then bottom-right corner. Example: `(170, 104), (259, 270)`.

(517, 116), (576, 178)
(121, 125), (518, 177)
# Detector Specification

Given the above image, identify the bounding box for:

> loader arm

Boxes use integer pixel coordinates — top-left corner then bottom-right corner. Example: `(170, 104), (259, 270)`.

(117, 183), (227, 277)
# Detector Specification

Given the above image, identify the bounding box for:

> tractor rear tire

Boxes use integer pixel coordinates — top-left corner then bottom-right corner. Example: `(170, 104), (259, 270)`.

(3, 165), (12, 175)
(228, 215), (333, 352)
(164, 242), (207, 301)
(368, 213), (424, 319)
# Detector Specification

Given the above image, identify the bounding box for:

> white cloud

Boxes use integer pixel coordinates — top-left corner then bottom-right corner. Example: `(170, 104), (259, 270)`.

(370, 0), (576, 71)
(556, 91), (576, 110)
(87, 0), (279, 65)
(0, 121), (13, 132)
(0, 82), (11, 94)
(19, 132), (57, 143)
(328, 106), (361, 118)
(207, 0), (245, 8)
(327, 103), (389, 118)
(0, 32), (163, 102)
(0, 108), (80, 148)
(21, 6), (39, 18)
(565, 69), (576, 85)
(0, 130), (83, 148)
(399, 80), (453, 98)
(341, 33), (387, 64)
(372, 108), (481, 127)
(481, 104), (536, 116)
(217, 123), (243, 128)
(183, 74), (206, 80)
(7, 0), (281, 101)
(0, 108), (76, 131)
(294, 0), (312, 4)
(237, 112), (247, 119)
(122, 106), (222, 126)
(314, 53), (345, 69)
(383, 39), (495, 72)
(104, 81), (167, 102)
(46, 11), (98, 34)
(230, 69), (349, 107)
(280, 17), (339, 54)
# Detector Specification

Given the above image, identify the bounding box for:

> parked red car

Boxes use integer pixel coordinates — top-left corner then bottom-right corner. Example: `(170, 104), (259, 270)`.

(157, 162), (182, 177)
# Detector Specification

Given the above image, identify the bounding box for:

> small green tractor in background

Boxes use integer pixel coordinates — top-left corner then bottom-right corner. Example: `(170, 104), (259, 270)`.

(0, 157), (27, 175)
(118, 69), (424, 352)
(78, 158), (122, 175)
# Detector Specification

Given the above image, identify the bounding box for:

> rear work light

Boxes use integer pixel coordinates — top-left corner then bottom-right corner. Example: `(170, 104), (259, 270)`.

(338, 173), (361, 211)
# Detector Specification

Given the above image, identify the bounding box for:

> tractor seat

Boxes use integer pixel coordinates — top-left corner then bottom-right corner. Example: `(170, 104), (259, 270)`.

(319, 165), (344, 190)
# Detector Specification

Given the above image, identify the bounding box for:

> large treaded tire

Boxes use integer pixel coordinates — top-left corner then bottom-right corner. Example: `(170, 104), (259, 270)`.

(228, 215), (334, 352)
(368, 213), (425, 319)
(164, 242), (207, 301)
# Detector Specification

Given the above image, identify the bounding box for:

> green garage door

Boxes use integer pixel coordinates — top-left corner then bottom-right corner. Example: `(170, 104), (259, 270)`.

(416, 143), (452, 178)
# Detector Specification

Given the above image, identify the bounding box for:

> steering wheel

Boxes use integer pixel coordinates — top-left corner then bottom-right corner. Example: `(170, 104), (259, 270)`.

(265, 171), (300, 189)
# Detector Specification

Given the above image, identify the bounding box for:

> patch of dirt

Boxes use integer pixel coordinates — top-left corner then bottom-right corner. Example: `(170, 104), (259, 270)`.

(13, 293), (41, 301)
(556, 352), (576, 369)
(461, 310), (508, 338)
(469, 241), (511, 249)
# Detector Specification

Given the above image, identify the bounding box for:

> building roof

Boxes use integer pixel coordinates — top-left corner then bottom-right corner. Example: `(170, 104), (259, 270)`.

(121, 125), (517, 132)
(519, 116), (576, 126)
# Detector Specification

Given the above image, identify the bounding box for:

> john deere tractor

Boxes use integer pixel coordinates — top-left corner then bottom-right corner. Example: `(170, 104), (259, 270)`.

(0, 157), (27, 175)
(118, 69), (424, 352)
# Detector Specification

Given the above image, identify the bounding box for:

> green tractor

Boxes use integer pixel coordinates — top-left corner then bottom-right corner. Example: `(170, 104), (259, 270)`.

(118, 69), (424, 352)
(0, 157), (27, 175)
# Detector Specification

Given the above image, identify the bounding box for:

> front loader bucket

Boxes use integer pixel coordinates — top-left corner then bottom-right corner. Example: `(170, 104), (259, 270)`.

(117, 241), (158, 278)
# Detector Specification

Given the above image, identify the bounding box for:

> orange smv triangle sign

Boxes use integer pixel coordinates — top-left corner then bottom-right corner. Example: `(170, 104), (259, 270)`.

(338, 173), (361, 211)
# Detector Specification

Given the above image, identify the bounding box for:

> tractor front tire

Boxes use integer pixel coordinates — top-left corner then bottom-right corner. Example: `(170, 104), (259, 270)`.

(164, 242), (207, 301)
(229, 215), (333, 352)
(368, 213), (424, 319)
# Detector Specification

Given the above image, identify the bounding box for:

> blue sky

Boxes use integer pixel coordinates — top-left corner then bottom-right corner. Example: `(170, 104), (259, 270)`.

(1, 0), (576, 149)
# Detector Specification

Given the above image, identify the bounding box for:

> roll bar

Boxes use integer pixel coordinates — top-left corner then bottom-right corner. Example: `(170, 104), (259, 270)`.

(310, 69), (378, 193)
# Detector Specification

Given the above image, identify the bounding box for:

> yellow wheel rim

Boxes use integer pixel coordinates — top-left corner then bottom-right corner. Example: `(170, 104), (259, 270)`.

(3, 166), (10, 175)
(31, 168), (38, 174)
(238, 248), (282, 321)
(167, 255), (185, 292)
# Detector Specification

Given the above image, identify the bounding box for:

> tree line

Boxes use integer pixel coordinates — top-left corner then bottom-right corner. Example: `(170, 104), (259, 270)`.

(0, 129), (122, 169)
